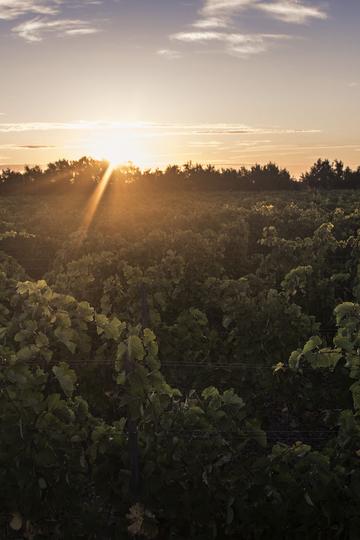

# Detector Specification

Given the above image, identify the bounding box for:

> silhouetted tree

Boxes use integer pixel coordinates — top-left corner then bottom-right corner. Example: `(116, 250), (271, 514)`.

(2, 156), (360, 196)
(301, 159), (358, 190)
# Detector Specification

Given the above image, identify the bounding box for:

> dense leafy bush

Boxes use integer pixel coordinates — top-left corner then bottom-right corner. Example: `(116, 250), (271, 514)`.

(1, 189), (360, 538)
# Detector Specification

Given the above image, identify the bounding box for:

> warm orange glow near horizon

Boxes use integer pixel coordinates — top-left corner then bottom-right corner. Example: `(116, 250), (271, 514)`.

(87, 132), (150, 169)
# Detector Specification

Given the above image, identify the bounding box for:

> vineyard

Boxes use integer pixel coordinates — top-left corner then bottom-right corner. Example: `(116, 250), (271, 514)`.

(1, 185), (360, 539)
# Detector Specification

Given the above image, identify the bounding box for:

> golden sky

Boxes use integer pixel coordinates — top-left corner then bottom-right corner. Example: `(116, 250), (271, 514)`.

(0, 0), (359, 177)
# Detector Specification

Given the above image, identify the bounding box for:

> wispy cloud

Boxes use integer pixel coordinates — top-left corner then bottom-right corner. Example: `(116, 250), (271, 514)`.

(0, 0), (60, 21)
(236, 143), (360, 156)
(192, 16), (229, 29)
(171, 31), (291, 57)
(0, 0), (103, 41)
(0, 121), (114, 132)
(0, 143), (55, 149)
(165, 0), (328, 58)
(19, 144), (56, 149)
(256, 1), (327, 23)
(202, 0), (252, 17)
(12, 17), (100, 41)
(201, 0), (327, 23)
(348, 82), (359, 88)
(182, 123), (321, 135)
(0, 0), (103, 20)
(0, 120), (321, 135)
(157, 48), (182, 60)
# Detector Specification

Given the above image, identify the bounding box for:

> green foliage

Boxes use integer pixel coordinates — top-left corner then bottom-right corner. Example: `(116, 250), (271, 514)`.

(2, 190), (360, 538)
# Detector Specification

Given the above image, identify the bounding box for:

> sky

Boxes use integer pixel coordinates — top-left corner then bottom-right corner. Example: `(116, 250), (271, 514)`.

(0, 0), (359, 176)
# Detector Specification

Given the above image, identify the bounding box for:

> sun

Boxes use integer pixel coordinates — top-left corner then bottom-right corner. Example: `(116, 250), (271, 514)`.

(89, 132), (148, 168)
(77, 131), (149, 243)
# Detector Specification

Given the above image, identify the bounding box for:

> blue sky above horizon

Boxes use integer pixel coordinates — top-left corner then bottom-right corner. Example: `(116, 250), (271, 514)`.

(0, 0), (359, 176)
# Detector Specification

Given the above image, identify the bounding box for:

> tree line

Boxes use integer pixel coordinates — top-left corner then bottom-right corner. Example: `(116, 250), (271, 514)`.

(1, 157), (360, 194)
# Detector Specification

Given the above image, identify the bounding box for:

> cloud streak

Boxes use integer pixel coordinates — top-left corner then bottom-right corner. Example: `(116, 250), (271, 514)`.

(201, 0), (327, 23)
(19, 144), (56, 149)
(171, 30), (291, 57)
(0, 143), (55, 149)
(0, 0), (103, 20)
(0, 0), (60, 20)
(0, 121), (150, 133)
(157, 48), (182, 60)
(256, 1), (327, 23)
(164, 0), (328, 58)
(192, 16), (229, 29)
(12, 17), (100, 41)
(0, 120), (321, 135)
(0, 0), (103, 41)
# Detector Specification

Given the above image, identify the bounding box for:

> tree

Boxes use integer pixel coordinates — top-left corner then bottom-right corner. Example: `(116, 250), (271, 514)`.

(301, 159), (347, 190)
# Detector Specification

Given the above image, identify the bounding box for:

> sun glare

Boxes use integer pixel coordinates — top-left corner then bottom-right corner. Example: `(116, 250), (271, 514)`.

(74, 130), (152, 245)
(78, 163), (113, 243)
(89, 132), (148, 168)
